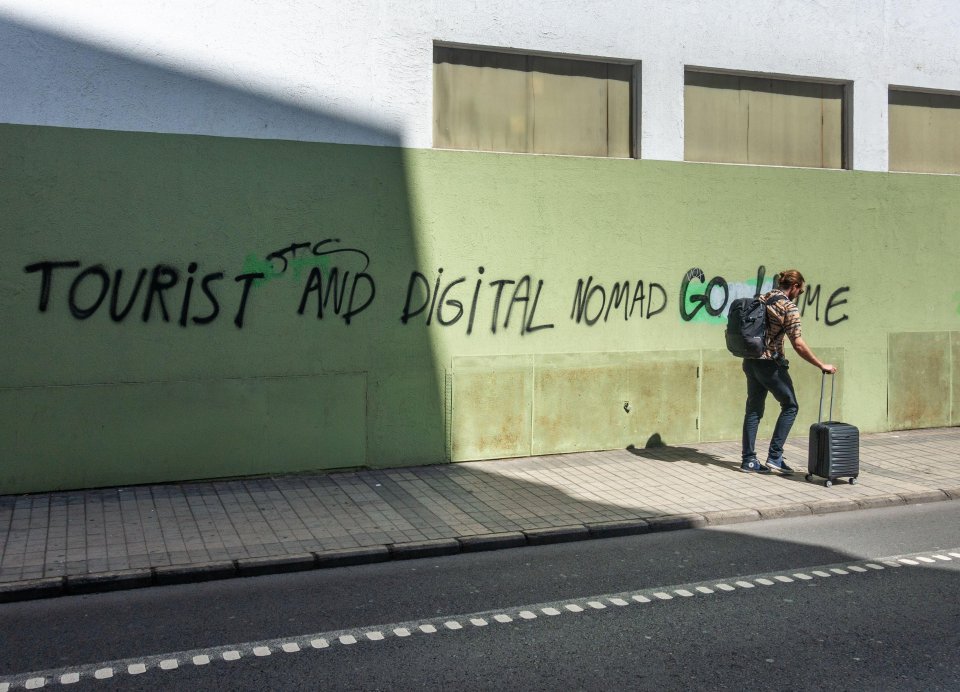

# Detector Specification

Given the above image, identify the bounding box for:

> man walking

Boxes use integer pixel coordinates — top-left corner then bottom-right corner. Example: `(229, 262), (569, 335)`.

(741, 270), (838, 473)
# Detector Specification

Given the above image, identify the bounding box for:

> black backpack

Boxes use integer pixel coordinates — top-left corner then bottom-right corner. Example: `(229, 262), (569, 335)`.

(725, 295), (785, 358)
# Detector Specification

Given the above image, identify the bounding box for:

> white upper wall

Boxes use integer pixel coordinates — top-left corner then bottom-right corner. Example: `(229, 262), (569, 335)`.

(1, 0), (958, 170)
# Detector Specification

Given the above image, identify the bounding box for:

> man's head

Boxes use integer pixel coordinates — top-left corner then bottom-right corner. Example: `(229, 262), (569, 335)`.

(775, 269), (806, 302)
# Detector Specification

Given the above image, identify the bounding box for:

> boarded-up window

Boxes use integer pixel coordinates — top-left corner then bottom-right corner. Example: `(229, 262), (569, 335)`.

(433, 46), (634, 158)
(889, 90), (960, 174)
(684, 71), (846, 169)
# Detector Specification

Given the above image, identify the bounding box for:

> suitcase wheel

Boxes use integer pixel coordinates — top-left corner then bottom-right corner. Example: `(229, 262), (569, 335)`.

(824, 479), (833, 488)
(848, 476), (858, 485)
(804, 474), (813, 482)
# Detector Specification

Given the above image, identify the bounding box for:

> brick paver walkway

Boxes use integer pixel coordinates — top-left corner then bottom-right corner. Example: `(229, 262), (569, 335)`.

(1, 427), (958, 600)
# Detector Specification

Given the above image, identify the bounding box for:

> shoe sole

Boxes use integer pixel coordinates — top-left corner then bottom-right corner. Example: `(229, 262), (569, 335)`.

(766, 465), (794, 475)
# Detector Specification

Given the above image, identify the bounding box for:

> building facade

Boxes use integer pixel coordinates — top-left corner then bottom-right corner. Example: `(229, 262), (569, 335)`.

(1, 1), (958, 493)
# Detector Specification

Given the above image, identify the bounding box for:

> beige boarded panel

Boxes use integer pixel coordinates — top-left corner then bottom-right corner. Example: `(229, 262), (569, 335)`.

(889, 90), (931, 172)
(888, 332), (951, 429)
(820, 84), (845, 169)
(532, 353), (698, 454)
(953, 332), (960, 426)
(606, 63), (633, 158)
(746, 77), (825, 168)
(0, 374), (366, 494)
(529, 56), (608, 157)
(434, 47), (529, 153)
(889, 90), (960, 174)
(700, 349), (846, 444)
(684, 72), (749, 164)
(450, 356), (533, 461)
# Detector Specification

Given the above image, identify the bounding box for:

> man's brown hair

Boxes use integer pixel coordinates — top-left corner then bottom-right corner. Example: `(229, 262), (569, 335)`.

(775, 269), (805, 290)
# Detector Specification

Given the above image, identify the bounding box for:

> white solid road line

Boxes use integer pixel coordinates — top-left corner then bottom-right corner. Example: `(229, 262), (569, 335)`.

(1, 548), (957, 691)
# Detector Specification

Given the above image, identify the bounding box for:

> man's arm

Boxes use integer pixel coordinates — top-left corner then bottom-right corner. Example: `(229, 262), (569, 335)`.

(789, 335), (838, 373)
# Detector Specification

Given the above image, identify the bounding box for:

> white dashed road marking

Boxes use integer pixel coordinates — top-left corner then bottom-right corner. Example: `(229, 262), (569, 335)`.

(1, 547), (955, 690)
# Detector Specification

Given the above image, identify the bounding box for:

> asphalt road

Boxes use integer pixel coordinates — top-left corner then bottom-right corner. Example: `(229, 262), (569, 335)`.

(1, 502), (958, 691)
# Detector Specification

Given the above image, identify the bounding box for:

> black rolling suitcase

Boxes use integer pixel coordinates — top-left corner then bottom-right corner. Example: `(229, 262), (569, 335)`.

(805, 373), (859, 487)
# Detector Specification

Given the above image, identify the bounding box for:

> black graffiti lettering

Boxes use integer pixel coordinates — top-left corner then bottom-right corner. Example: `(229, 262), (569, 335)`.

(178, 262), (199, 327)
(343, 272), (376, 325)
(233, 272), (263, 329)
(401, 268), (541, 335)
(436, 277), (466, 327)
(466, 267), (485, 335)
(427, 269), (443, 326)
(679, 267), (705, 321)
(629, 282), (645, 319)
(647, 283), (667, 318)
(142, 265), (179, 323)
(310, 239), (371, 272)
(801, 283), (822, 321)
(297, 266), (374, 325)
(703, 277), (728, 316)
(400, 271), (430, 324)
(488, 279), (514, 334)
(574, 277), (666, 324)
(266, 242), (311, 273)
(754, 265), (766, 298)
(606, 281), (631, 321)
(824, 286), (850, 326)
(524, 280), (554, 334)
(109, 268), (148, 322)
(504, 276), (532, 331)
(679, 268), (727, 320)
(571, 276), (595, 323)
(297, 267), (349, 318)
(24, 261), (81, 312)
(192, 272), (223, 325)
(68, 265), (109, 320)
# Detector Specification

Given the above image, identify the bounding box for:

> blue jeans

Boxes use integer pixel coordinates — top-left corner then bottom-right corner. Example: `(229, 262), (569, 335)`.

(742, 358), (799, 462)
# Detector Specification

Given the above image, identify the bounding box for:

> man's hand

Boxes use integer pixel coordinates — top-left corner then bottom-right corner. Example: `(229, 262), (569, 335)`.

(821, 363), (838, 374)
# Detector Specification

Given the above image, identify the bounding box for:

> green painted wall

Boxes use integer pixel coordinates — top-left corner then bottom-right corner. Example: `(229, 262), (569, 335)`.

(1, 124), (958, 493)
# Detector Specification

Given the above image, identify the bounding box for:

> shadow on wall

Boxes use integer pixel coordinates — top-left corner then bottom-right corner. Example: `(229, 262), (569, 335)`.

(0, 17), (443, 493)
(0, 14), (399, 146)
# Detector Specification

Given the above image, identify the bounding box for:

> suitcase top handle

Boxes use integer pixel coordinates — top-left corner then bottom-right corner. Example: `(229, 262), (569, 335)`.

(818, 371), (836, 423)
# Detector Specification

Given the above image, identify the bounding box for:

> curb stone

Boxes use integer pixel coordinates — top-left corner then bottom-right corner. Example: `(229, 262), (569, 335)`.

(153, 560), (237, 586)
(458, 532), (527, 552)
(586, 519), (651, 538)
(646, 513), (708, 531)
(314, 546), (390, 568)
(757, 503), (812, 520)
(854, 494), (907, 510)
(523, 525), (590, 545)
(702, 509), (761, 526)
(389, 539), (461, 560)
(236, 553), (317, 577)
(0, 577), (64, 603)
(899, 489), (951, 504)
(66, 569), (153, 595)
(807, 499), (860, 514)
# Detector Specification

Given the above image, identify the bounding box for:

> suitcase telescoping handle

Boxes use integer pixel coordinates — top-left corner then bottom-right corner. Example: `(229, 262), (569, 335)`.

(818, 371), (836, 424)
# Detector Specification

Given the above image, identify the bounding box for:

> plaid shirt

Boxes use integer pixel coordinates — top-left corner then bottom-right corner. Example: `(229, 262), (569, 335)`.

(761, 289), (802, 360)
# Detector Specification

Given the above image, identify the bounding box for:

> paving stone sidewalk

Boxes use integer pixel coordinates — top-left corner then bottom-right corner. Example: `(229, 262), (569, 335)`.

(1, 427), (958, 602)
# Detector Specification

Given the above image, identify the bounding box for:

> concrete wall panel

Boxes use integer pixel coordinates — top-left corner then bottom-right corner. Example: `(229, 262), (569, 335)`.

(532, 353), (698, 454)
(450, 356), (533, 461)
(888, 332), (951, 430)
(0, 373), (366, 492)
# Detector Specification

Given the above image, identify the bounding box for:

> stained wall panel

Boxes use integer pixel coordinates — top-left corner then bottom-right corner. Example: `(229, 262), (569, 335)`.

(888, 332), (951, 429)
